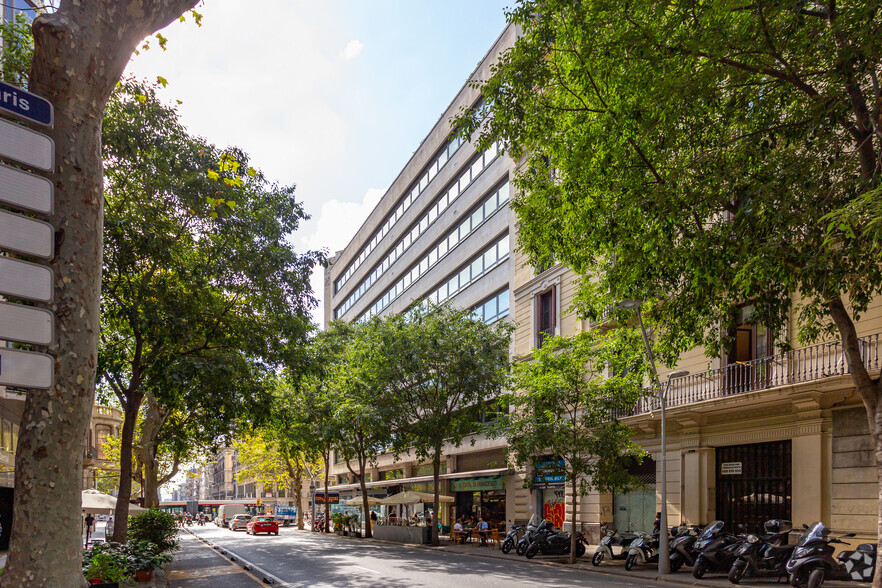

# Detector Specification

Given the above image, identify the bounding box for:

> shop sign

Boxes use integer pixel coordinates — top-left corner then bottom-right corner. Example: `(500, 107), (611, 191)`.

(450, 477), (505, 492)
(533, 459), (566, 487)
(314, 491), (340, 504)
(721, 462), (742, 475)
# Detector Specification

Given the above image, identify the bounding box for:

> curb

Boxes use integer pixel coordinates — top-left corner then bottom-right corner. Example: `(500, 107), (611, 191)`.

(182, 527), (286, 585)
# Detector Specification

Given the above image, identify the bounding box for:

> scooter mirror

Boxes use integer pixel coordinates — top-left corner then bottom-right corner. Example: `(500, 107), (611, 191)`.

(846, 533), (856, 537)
(803, 524), (809, 529)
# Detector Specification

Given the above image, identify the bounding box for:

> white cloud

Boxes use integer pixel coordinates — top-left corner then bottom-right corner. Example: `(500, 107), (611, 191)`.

(340, 39), (364, 61)
(296, 187), (386, 327)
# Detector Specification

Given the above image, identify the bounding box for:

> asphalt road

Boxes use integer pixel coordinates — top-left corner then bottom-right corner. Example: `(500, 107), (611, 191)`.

(187, 524), (668, 588)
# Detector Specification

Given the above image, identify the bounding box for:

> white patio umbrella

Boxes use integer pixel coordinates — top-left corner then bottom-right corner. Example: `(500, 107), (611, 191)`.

(81, 489), (148, 515)
(345, 495), (385, 506)
(379, 490), (454, 505)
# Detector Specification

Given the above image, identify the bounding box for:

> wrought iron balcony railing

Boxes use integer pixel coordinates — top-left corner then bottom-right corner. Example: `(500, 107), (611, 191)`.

(620, 332), (881, 417)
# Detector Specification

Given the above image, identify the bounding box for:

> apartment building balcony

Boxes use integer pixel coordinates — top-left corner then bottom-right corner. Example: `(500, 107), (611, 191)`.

(619, 331), (881, 417)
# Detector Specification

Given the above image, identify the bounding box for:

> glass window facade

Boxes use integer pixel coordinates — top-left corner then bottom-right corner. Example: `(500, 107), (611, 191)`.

(334, 144), (503, 319)
(357, 182), (510, 321)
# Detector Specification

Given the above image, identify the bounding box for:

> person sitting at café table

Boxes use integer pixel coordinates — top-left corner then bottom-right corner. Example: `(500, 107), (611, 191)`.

(477, 518), (490, 545)
(453, 519), (466, 543)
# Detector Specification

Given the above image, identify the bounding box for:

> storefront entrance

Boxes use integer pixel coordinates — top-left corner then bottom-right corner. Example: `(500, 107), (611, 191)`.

(452, 477), (506, 526)
(613, 458), (656, 534)
(715, 440), (791, 533)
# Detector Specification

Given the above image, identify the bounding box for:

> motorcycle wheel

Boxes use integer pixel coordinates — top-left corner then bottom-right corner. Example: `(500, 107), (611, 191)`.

(501, 539), (513, 554)
(670, 553), (683, 573)
(625, 553), (638, 571)
(576, 542), (586, 558)
(525, 544), (540, 559)
(807, 569), (824, 588)
(728, 561), (746, 585)
(692, 559), (708, 579)
(592, 551), (604, 566)
(516, 541), (528, 556)
(789, 572), (801, 587)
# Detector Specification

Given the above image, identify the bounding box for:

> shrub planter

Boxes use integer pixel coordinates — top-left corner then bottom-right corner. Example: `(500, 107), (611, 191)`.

(135, 569), (154, 582)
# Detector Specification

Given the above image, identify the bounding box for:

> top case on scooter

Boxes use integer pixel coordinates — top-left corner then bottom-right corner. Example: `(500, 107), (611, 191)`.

(838, 544), (876, 582)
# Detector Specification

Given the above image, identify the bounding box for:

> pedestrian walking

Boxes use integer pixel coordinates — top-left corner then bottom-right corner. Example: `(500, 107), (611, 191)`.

(106, 515), (114, 538)
(84, 512), (95, 545)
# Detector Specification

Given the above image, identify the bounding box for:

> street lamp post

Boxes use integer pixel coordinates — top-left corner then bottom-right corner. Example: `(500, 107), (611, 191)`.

(617, 299), (688, 575)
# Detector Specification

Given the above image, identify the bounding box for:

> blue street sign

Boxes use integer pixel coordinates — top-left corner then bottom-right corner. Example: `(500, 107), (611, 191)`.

(0, 81), (53, 127)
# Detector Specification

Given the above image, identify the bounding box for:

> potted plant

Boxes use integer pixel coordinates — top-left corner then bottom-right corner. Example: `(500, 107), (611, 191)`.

(125, 540), (173, 582)
(84, 552), (129, 586)
(331, 513), (345, 535)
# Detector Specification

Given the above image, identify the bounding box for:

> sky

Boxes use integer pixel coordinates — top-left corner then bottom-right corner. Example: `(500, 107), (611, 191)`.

(126, 0), (513, 327)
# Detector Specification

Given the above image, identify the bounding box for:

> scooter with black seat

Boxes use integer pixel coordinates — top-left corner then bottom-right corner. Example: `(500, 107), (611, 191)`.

(524, 520), (588, 559)
(625, 525), (687, 571)
(728, 519), (795, 584)
(786, 521), (874, 587)
(669, 523), (703, 572)
(592, 525), (640, 566)
(692, 523), (744, 579)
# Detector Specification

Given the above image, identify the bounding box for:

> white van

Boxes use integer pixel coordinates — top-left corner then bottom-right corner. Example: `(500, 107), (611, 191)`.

(217, 504), (247, 528)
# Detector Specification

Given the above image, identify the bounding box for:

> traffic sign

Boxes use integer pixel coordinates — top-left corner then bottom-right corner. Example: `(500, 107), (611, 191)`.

(0, 163), (53, 214)
(0, 256), (54, 303)
(0, 209), (54, 259)
(0, 347), (54, 390)
(0, 117), (54, 171)
(0, 81), (53, 127)
(0, 302), (54, 345)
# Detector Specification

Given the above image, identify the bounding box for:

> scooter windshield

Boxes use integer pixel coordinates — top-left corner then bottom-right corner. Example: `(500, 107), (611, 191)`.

(697, 521), (724, 540)
(796, 522), (828, 547)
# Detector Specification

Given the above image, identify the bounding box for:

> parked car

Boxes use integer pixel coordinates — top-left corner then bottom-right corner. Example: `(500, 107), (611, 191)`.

(229, 514), (252, 532)
(246, 516), (279, 536)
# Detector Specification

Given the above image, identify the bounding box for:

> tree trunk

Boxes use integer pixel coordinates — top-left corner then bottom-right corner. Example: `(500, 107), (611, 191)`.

(323, 450), (330, 533)
(359, 456), (372, 539)
(138, 393), (165, 508)
(432, 451), (441, 547)
(4, 3), (197, 584)
(112, 395), (141, 542)
(294, 458), (304, 530)
(569, 477), (578, 565)
(827, 297), (882, 588)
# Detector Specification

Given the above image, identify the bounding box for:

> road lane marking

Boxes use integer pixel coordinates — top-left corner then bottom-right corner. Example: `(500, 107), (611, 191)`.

(352, 565), (380, 574)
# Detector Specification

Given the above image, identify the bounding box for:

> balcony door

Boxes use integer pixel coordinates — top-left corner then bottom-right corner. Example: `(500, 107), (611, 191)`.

(536, 287), (556, 348)
(725, 306), (772, 394)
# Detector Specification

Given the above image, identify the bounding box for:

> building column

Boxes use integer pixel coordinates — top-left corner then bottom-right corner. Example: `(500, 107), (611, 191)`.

(791, 396), (831, 528)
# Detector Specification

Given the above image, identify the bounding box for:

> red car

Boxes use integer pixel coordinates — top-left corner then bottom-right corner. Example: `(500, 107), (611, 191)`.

(246, 516), (279, 536)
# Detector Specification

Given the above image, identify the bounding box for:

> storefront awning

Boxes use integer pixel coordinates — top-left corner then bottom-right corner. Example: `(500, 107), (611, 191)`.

(319, 467), (512, 493)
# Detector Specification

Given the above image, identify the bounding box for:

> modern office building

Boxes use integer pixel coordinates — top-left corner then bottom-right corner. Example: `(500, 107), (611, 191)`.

(322, 25), (519, 527)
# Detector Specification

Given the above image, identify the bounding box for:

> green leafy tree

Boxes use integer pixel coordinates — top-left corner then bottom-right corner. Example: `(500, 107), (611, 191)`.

(502, 330), (648, 564)
(386, 304), (512, 546)
(233, 431), (294, 497)
(330, 318), (397, 538)
(99, 79), (321, 542)
(457, 1), (882, 572)
(6, 4), (200, 582)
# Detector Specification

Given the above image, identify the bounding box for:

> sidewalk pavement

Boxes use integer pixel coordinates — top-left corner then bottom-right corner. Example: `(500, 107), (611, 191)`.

(166, 528), (263, 587)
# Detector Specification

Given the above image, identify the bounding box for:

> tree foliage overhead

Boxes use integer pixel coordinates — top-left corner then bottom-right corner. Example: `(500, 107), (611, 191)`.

(98, 78), (324, 538)
(458, 0), (882, 362)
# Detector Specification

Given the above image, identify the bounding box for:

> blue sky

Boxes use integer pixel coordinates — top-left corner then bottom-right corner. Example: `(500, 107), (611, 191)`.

(127, 0), (513, 324)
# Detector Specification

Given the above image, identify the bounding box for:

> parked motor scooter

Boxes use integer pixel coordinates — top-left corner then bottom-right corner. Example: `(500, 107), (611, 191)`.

(524, 520), (588, 559)
(693, 523), (744, 579)
(728, 519), (795, 584)
(625, 526), (685, 571)
(786, 522), (873, 587)
(592, 526), (640, 566)
(670, 524), (703, 572)
(516, 515), (540, 556)
(501, 521), (522, 554)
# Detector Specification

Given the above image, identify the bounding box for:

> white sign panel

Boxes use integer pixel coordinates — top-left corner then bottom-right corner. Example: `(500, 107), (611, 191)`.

(720, 462), (742, 475)
(0, 256), (54, 303)
(0, 209), (54, 259)
(0, 163), (53, 214)
(0, 117), (54, 171)
(0, 347), (54, 389)
(0, 302), (53, 345)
